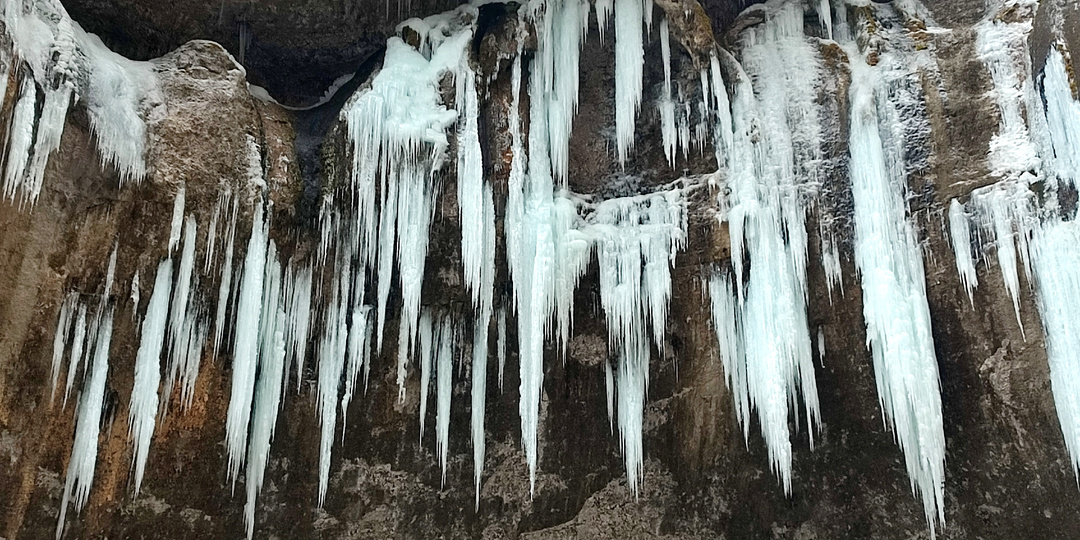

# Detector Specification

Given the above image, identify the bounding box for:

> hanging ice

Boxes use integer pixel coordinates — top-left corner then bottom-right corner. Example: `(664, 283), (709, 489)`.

(613, 0), (644, 165)
(708, 2), (823, 493)
(128, 259), (173, 497)
(56, 307), (114, 540)
(948, 199), (978, 306)
(591, 189), (686, 494)
(844, 30), (945, 536)
(225, 203), (268, 486)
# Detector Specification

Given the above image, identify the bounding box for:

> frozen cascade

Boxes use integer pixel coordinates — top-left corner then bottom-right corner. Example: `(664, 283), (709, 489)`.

(948, 199), (978, 306)
(336, 7), (474, 398)
(226, 203), (268, 486)
(128, 259), (173, 497)
(591, 190), (686, 494)
(708, 1), (823, 493)
(56, 307), (114, 540)
(843, 22), (945, 535)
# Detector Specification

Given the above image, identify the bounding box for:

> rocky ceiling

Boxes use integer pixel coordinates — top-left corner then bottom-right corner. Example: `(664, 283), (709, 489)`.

(61, 0), (759, 106)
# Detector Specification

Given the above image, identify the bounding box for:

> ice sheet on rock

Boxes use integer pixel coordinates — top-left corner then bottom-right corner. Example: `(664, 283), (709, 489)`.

(1032, 218), (1080, 480)
(975, 7), (1047, 179)
(1043, 47), (1080, 186)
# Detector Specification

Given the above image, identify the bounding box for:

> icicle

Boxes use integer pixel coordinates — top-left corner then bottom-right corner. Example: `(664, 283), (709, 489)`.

(591, 191), (686, 495)
(341, 305), (371, 432)
(287, 263), (313, 393)
(128, 259), (172, 497)
(436, 315), (454, 486)
(613, 0), (644, 165)
(419, 311), (435, 442)
(316, 260), (350, 508)
(548, 0), (587, 186)
(164, 217), (198, 408)
(213, 198), (239, 361)
(971, 185), (1030, 334)
(820, 231), (844, 301)
(948, 199), (978, 306)
(129, 271), (141, 320)
(658, 18), (677, 167)
(845, 38), (945, 535)
(56, 307), (113, 540)
(244, 294), (286, 540)
(496, 307), (507, 392)
(63, 304), (88, 407)
(3, 78), (36, 203)
(50, 293), (78, 401)
(168, 187), (186, 254)
(595, 0), (614, 42)
(471, 318), (488, 508)
(225, 203), (268, 487)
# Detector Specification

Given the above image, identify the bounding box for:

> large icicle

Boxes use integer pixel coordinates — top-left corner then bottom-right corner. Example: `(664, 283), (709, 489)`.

(613, 0), (644, 165)
(591, 189), (686, 495)
(948, 199), (978, 306)
(244, 264), (286, 540)
(128, 259), (173, 497)
(708, 2), (823, 493)
(225, 203), (268, 486)
(436, 315), (455, 486)
(56, 307), (113, 540)
(844, 27), (945, 535)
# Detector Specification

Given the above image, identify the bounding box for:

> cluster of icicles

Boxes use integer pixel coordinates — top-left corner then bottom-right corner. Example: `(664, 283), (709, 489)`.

(6, 0), (1080, 539)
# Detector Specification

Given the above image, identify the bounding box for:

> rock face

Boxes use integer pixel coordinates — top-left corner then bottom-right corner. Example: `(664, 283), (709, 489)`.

(2, 1), (1080, 539)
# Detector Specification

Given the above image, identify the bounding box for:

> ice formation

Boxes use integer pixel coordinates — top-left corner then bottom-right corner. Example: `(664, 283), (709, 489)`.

(707, 2), (823, 493)
(56, 306), (114, 539)
(591, 190), (686, 493)
(1, 0), (156, 207)
(128, 259), (173, 497)
(948, 199), (978, 306)
(840, 6), (945, 534)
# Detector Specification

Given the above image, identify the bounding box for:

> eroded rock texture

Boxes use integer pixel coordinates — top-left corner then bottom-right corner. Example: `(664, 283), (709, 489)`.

(2, 0), (1080, 539)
